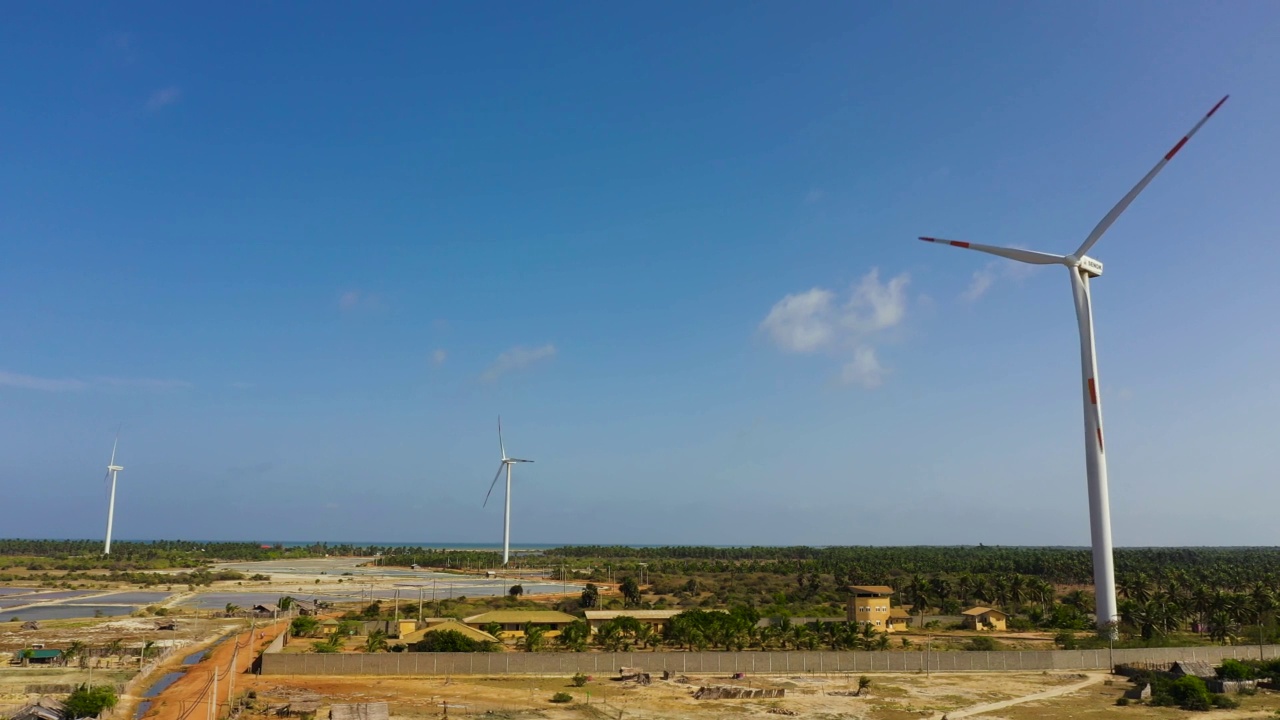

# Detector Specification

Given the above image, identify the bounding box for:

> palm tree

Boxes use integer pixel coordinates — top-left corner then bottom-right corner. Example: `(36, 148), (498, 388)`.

(225, 603), (241, 616)
(483, 622), (504, 642)
(521, 624), (547, 652)
(856, 676), (872, 696)
(364, 630), (388, 653)
(104, 639), (125, 668)
(64, 641), (86, 668)
(141, 640), (156, 662)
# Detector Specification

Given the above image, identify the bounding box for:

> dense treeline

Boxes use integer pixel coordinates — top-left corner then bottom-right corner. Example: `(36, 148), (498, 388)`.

(0, 539), (378, 569)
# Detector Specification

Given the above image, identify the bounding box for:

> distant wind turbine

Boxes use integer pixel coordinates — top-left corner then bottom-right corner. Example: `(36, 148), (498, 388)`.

(917, 95), (1228, 634)
(103, 434), (125, 555)
(483, 417), (533, 566)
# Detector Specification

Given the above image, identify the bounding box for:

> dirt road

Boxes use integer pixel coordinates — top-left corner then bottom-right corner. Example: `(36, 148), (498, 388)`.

(927, 672), (1107, 719)
(129, 619), (288, 720)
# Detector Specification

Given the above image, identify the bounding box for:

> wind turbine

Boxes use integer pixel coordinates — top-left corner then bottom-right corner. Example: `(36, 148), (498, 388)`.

(103, 435), (124, 555)
(483, 417), (533, 566)
(918, 96), (1227, 633)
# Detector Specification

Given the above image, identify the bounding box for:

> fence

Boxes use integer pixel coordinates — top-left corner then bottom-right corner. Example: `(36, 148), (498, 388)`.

(260, 643), (1280, 676)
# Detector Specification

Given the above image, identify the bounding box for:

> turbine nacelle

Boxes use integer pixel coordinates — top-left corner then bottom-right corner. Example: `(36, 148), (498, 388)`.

(108, 465), (124, 472)
(1071, 255), (1104, 278)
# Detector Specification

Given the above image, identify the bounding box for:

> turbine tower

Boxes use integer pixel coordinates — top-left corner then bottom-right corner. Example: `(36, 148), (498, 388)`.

(483, 417), (533, 566)
(103, 435), (124, 555)
(917, 96), (1227, 634)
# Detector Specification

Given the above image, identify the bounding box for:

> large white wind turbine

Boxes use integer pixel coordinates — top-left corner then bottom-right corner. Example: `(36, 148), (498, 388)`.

(918, 96), (1227, 633)
(483, 417), (533, 566)
(103, 435), (124, 555)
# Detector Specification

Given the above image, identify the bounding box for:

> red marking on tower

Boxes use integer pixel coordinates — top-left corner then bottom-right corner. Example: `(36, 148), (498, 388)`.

(1088, 378), (1098, 405)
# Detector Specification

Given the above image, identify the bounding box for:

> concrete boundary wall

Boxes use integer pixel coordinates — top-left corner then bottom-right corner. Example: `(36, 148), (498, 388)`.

(261, 644), (1280, 676)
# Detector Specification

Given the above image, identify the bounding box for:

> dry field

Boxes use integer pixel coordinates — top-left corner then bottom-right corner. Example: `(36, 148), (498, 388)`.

(231, 670), (1280, 720)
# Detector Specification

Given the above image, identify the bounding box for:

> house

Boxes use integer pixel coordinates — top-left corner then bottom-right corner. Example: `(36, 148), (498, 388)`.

(319, 619), (341, 636)
(21, 621), (40, 631)
(18, 649), (63, 665)
(961, 607), (1008, 631)
(584, 609), (683, 635)
(253, 604), (282, 616)
(846, 586), (897, 632)
(292, 600), (321, 616)
(399, 620), (499, 645)
(9, 696), (65, 720)
(888, 608), (912, 632)
(462, 610), (578, 639)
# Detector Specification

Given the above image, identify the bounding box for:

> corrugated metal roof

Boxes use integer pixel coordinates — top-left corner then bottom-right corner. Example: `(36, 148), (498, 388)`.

(584, 610), (683, 620)
(961, 607), (1007, 617)
(23, 649), (63, 659)
(463, 610), (578, 625)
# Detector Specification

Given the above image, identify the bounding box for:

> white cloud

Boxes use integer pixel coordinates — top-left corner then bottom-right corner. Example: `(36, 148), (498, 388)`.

(760, 268), (909, 388)
(338, 289), (384, 312)
(431, 349), (448, 366)
(481, 344), (556, 382)
(841, 347), (887, 389)
(760, 288), (835, 353)
(0, 369), (87, 392)
(960, 255), (1043, 302)
(961, 265), (997, 302)
(146, 86), (181, 111)
(97, 376), (192, 390)
(0, 369), (189, 392)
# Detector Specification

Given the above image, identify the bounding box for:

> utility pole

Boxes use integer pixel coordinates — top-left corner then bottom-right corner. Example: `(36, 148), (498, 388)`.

(208, 666), (218, 720)
(418, 588), (424, 624)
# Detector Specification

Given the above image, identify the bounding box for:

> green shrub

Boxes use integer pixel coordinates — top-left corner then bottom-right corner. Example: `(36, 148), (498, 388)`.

(290, 616), (320, 637)
(965, 636), (1001, 651)
(1168, 676), (1211, 711)
(571, 672), (588, 687)
(1115, 697), (1130, 706)
(1210, 693), (1239, 709)
(1217, 659), (1255, 680)
(64, 685), (118, 718)
(550, 692), (573, 704)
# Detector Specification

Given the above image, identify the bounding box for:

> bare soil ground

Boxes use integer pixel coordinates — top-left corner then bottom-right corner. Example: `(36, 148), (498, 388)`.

(230, 671), (1124, 719)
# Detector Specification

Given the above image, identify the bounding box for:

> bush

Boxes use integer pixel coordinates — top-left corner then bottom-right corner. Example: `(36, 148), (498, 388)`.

(1168, 676), (1211, 711)
(1115, 697), (1130, 706)
(410, 630), (497, 653)
(550, 692), (573, 704)
(571, 672), (588, 687)
(1210, 693), (1239, 709)
(64, 685), (118, 718)
(1218, 658), (1256, 680)
(965, 636), (1002, 651)
(290, 616), (320, 637)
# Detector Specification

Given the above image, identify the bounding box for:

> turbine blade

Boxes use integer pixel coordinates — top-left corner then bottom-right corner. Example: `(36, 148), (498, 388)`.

(508, 458), (534, 463)
(918, 237), (1065, 265)
(483, 463), (504, 507)
(498, 416), (506, 460)
(1075, 95), (1228, 258)
(109, 435), (118, 467)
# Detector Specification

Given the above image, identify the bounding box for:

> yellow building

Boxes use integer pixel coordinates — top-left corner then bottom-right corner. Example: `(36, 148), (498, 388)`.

(399, 619), (500, 645)
(846, 585), (897, 632)
(462, 610), (579, 640)
(961, 607), (1008, 631)
(584, 609), (683, 635)
(887, 608), (912, 632)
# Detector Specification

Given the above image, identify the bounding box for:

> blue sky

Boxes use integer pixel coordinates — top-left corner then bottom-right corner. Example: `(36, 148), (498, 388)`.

(3, 2), (1278, 546)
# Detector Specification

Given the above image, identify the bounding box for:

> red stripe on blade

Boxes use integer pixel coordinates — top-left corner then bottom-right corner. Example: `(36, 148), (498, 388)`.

(1088, 378), (1098, 405)
(1207, 95), (1229, 118)
(950, 241), (970, 248)
(1096, 428), (1104, 452)
(1165, 137), (1189, 161)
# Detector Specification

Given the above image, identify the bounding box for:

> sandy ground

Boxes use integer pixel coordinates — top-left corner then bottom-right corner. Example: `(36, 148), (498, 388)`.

(229, 671), (1112, 719)
(124, 618), (289, 720)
